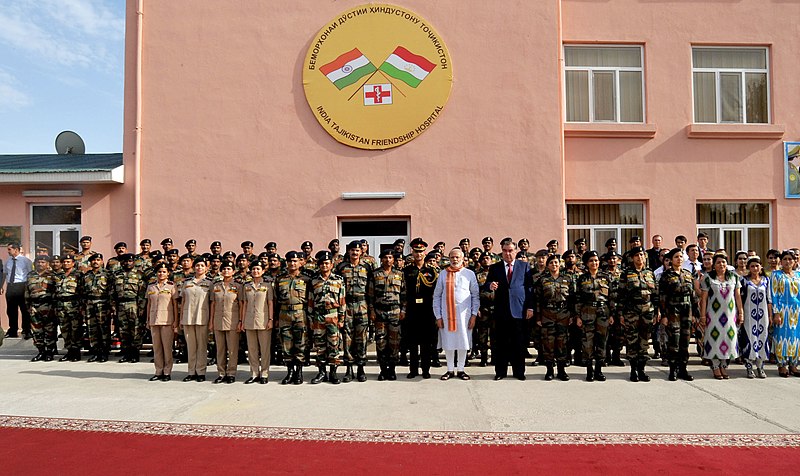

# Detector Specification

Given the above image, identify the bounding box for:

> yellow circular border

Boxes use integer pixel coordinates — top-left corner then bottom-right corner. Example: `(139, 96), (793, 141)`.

(303, 4), (453, 150)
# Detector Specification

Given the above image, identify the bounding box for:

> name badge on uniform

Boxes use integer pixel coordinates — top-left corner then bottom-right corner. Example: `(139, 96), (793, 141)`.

(415, 298), (424, 304)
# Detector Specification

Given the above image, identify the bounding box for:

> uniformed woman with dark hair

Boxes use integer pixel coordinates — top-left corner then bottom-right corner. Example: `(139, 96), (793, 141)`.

(534, 254), (575, 381)
(241, 261), (274, 384)
(145, 263), (178, 381)
(209, 261), (244, 384)
(575, 251), (613, 382)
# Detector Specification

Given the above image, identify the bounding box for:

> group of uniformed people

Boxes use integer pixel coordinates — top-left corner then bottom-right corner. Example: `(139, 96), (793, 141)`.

(19, 233), (717, 384)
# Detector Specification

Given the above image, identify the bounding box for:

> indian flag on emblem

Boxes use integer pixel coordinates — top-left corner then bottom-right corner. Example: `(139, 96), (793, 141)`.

(379, 46), (437, 88)
(319, 48), (377, 90)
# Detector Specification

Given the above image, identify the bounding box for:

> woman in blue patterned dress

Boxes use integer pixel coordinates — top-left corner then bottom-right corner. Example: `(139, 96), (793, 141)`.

(699, 253), (743, 380)
(741, 256), (772, 378)
(770, 250), (800, 378)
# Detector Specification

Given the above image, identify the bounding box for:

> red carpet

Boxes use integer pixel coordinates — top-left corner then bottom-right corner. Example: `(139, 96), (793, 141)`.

(2, 416), (798, 475)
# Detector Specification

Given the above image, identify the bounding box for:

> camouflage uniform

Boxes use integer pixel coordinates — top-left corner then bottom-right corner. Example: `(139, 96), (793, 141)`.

(308, 273), (345, 365)
(111, 268), (147, 358)
(368, 267), (406, 367)
(274, 272), (311, 364)
(474, 267), (495, 358)
(25, 269), (56, 355)
(576, 271), (614, 366)
(619, 266), (659, 365)
(534, 273), (576, 365)
(659, 268), (698, 369)
(80, 268), (113, 358)
(336, 260), (373, 367)
(605, 266), (625, 365)
(52, 269), (83, 354)
(564, 267), (584, 364)
(105, 256), (124, 274)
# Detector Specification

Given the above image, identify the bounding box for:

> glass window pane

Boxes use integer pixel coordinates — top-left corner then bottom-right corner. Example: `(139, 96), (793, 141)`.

(621, 228), (645, 249)
(593, 71), (615, 121)
(723, 230), (743, 255)
(31, 205), (81, 225)
(593, 229), (618, 252)
(619, 71), (643, 122)
(567, 229), (591, 250)
(34, 231), (53, 256)
(748, 228), (770, 259)
(698, 228), (720, 251)
(745, 72), (768, 124)
(567, 204), (643, 226)
(697, 203), (770, 225)
(60, 230), (79, 255)
(565, 46), (641, 67)
(692, 48), (766, 69)
(720, 73), (742, 123)
(340, 220), (408, 236)
(693, 72), (717, 123)
(565, 70), (590, 122)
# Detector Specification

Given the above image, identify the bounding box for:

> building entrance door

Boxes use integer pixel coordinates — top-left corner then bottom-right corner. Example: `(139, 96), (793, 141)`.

(339, 219), (410, 260)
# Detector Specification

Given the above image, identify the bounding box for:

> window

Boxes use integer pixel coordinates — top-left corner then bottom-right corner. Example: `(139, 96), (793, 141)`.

(567, 203), (645, 251)
(564, 45), (644, 123)
(697, 203), (771, 258)
(339, 219), (409, 257)
(29, 204), (81, 256)
(692, 47), (769, 124)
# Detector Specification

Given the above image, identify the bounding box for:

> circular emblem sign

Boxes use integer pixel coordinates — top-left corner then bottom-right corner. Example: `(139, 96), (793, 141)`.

(303, 4), (453, 150)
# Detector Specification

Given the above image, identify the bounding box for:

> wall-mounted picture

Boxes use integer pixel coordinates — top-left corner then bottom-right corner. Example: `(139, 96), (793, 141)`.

(786, 142), (800, 198)
(0, 226), (22, 247)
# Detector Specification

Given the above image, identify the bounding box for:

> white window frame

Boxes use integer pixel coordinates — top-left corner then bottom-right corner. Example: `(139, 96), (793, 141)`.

(563, 45), (646, 123)
(29, 203), (82, 256)
(691, 46), (770, 124)
(696, 201), (772, 252)
(566, 201), (647, 251)
(338, 218), (410, 258)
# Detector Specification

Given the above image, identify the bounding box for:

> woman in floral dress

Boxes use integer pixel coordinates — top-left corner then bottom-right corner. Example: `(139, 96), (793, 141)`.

(699, 253), (743, 379)
(770, 251), (800, 378)
(740, 256), (772, 378)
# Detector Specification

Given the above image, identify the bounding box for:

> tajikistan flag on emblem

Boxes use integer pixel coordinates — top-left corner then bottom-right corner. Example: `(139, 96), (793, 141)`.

(319, 48), (377, 90)
(379, 46), (437, 88)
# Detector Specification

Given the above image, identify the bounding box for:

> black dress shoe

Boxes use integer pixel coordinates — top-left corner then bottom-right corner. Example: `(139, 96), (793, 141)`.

(31, 353), (45, 362)
(87, 354), (99, 363)
(97, 355), (108, 363)
(516, 375), (527, 381)
(224, 376), (235, 384)
(161, 375), (171, 381)
(244, 377), (258, 384)
(59, 354), (71, 362)
(422, 370), (431, 379)
(149, 375), (162, 381)
(183, 375), (196, 382)
(493, 375), (505, 381)
(22, 331), (32, 340)
(43, 353), (54, 362)
(259, 377), (269, 384)
(4, 330), (18, 338)
(213, 376), (225, 384)
(195, 375), (206, 382)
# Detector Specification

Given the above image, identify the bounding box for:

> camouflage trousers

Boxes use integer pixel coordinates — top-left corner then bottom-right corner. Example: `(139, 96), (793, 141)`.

(116, 301), (144, 351)
(85, 300), (111, 354)
(607, 315), (625, 353)
(55, 301), (83, 351)
(665, 304), (693, 364)
(29, 302), (56, 350)
(310, 312), (341, 365)
(374, 309), (401, 365)
(278, 309), (307, 364)
(624, 308), (654, 362)
(475, 307), (493, 352)
(343, 301), (369, 365)
(580, 307), (610, 364)
(540, 309), (570, 364)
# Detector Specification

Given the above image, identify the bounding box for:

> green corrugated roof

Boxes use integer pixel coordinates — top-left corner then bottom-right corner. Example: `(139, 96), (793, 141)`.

(0, 154), (122, 173)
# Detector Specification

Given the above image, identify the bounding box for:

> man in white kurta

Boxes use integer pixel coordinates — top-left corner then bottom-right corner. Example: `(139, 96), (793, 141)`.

(433, 248), (480, 380)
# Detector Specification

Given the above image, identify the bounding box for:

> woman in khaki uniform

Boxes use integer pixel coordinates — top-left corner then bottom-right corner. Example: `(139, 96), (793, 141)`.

(180, 257), (213, 382)
(210, 261), (244, 384)
(240, 262), (274, 384)
(146, 263), (178, 381)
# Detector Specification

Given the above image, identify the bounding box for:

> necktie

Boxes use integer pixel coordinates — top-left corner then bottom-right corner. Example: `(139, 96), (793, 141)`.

(507, 263), (513, 282)
(9, 257), (16, 284)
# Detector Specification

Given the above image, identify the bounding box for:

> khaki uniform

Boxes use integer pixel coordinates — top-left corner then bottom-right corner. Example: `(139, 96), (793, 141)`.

(179, 275), (213, 377)
(146, 282), (177, 375)
(242, 279), (274, 378)
(210, 280), (243, 377)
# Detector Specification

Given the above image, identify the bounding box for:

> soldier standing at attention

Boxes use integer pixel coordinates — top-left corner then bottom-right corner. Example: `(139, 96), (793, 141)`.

(209, 240), (222, 255)
(111, 254), (147, 363)
(659, 248), (698, 381)
(562, 249), (584, 366)
(105, 242), (127, 274)
(534, 254), (575, 381)
(308, 251), (345, 385)
(403, 238), (438, 379)
(241, 261), (274, 384)
(575, 251), (614, 382)
(209, 261), (244, 384)
(81, 253), (112, 362)
(474, 251), (495, 367)
(481, 236), (500, 264)
(359, 239), (377, 270)
(135, 239), (153, 272)
(619, 246), (659, 382)
(52, 254), (83, 362)
(75, 236), (94, 273)
(240, 241), (257, 263)
(26, 255), (55, 361)
(369, 250), (406, 381)
(275, 251), (311, 385)
(328, 239), (344, 267)
(179, 257), (213, 382)
(336, 241), (373, 382)
(603, 251), (626, 367)
(145, 263), (178, 381)
(165, 249), (180, 272)
(184, 239), (199, 261)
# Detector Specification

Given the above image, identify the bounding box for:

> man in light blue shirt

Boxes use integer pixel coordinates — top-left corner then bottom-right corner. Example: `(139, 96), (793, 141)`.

(3, 244), (34, 338)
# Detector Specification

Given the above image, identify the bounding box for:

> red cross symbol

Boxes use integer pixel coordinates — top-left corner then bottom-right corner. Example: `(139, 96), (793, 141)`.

(365, 85), (391, 104)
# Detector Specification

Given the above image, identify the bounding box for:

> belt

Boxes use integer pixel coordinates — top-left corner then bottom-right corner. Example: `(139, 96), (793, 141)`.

(545, 302), (567, 310)
(30, 298), (51, 304)
(282, 304), (305, 311)
(57, 296), (80, 301)
(585, 301), (608, 308)
(87, 299), (109, 303)
(116, 298), (137, 303)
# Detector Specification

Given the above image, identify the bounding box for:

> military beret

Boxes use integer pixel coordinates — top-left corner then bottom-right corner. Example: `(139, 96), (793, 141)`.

(392, 251), (402, 260)
(185, 239), (196, 246)
(545, 254), (560, 266)
(328, 239), (339, 247)
(297, 251), (307, 259)
(51, 254), (62, 261)
(346, 240), (362, 250)
(359, 239), (368, 245)
(458, 238), (470, 245)
(482, 236), (493, 243)
(479, 251), (493, 260)
(535, 249), (550, 258)
(80, 235), (92, 242)
(152, 262), (170, 272)
(222, 250), (236, 258)
(193, 256), (208, 266)
(119, 253), (135, 261)
(264, 242), (277, 249)
(470, 247), (482, 255)
(220, 261), (234, 270)
(410, 237), (427, 250)
(140, 239), (151, 245)
(301, 241), (313, 248)
(394, 238), (406, 246)
(629, 236), (642, 244)
(605, 238), (617, 247)
(546, 239), (558, 247)
(515, 251), (527, 259)
(234, 254), (249, 262)
(160, 238), (173, 245)
(241, 241), (254, 248)
(518, 238), (529, 245)
(316, 250), (333, 262)
(149, 250), (163, 260)
(201, 252), (213, 259)
(582, 250), (599, 264)
(434, 241), (445, 248)
(35, 255), (51, 262)
(629, 246), (645, 255)
(665, 248), (682, 260)
(210, 241), (222, 247)
(379, 249), (393, 258)
(425, 251), (439, 261)
(285, 251), (302, 259)
(561, 249), (576, 258)
(180, 253), (193, 261)
(607, 251), (622, 259)
(258, 252), (270, 259)
(574, 237), (586, 245)
(89, 253), (103, 261)
(114, 242), (127, 250)
(166, 249), (179, 256)
(210, 253), (222, 261)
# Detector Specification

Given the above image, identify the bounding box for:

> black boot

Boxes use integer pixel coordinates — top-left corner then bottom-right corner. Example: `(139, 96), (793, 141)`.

(356, 364), (366, 382)
(292, 364), (304, 384)
(407, 363), (419, 379)
(630, 363), (639, 382)
(399, 352), (409, 366)
(557, 362), (570, 381)
(129, 349), (140, 363)
(43, 349), (54, 362)
(328, 365), (340, 384)
(31, 349), (45, 362)
(544, 363), (554, 381)
(637, 360), (650, 382)
(668, 363), (677, 381)
(479, 351), (488, 367)
(594, 362), (606, 381)
(388, 365), (397, 381)
(70, 349), (81, 362)
(678, 363), (694, 381)
(342, 365), (355, 383)
(586, 364), (594, 382)
(310, 365), (328, 384)
(611, 349), (626, 366)
(378, 363), (387, 381)
(280, 364), (295, 385)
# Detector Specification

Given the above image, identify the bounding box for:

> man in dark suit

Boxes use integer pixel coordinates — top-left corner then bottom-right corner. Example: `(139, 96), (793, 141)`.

(485, 241), (532, 380)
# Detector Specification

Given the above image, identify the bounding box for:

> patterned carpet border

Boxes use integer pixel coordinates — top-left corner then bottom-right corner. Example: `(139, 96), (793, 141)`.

(1, 415), (798, 447)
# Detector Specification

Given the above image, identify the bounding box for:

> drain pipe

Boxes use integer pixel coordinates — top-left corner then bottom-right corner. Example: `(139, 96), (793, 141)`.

(133, 0), (144, 244)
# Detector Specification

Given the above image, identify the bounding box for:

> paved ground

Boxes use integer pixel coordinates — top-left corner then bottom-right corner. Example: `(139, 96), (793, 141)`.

(1, 337), (799, 434)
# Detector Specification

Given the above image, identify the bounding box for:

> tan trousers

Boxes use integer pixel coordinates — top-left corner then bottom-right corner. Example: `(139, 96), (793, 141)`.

(184, 325), (208, 376)
(214, 329), (240, 377)
(151, 325), (174, 375)
(246, 329), (272, 377)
